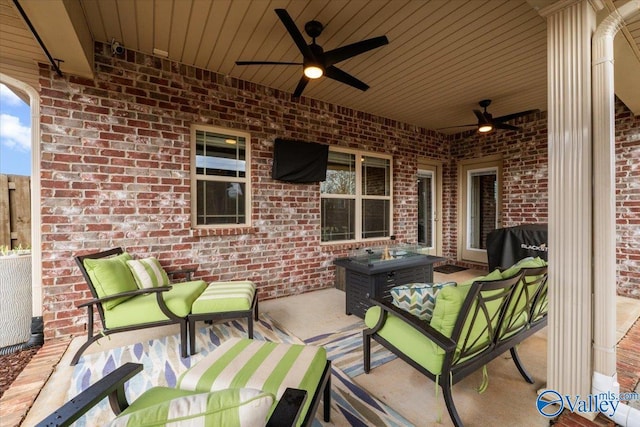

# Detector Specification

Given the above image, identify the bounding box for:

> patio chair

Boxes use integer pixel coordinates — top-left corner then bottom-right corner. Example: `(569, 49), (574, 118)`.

(71, 247), (258, 365)
(363, 261), (548, 427)
(37, 338), (331, 427)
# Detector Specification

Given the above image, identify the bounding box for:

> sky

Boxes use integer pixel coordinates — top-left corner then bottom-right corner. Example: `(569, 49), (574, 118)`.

(0, 83), (31, 176)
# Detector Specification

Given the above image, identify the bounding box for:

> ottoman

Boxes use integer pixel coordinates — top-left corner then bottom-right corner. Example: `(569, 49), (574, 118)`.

(188, 280), (258, 355)
(177, 337), (331, 426)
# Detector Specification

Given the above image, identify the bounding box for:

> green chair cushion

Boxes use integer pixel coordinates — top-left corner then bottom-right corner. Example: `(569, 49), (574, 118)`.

(176, 337), (327, 427)
(83, 252), (137, 310)
(104, 280), (207, 328)
(110, 386), (274, 427)
(457, 268), (504, 294)
(126, 257), (170, 289)
(365, 306), (445, 375)
(364, 285), (465, 375)
(499, 257), (548, 338)
(500, 256), (547, 279)
(192, 281), (256, 314)
(389, 282), (456, 321)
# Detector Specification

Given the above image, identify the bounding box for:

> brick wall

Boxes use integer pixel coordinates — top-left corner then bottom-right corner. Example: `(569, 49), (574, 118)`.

(37, 43), (639, 339)
(616, 101), (640, 298)
(38, 43), (448, 339)
(451, 112), (549, 227)
(447, 112), (549, 263)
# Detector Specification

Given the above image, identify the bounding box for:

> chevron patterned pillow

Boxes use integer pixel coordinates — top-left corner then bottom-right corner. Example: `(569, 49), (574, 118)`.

(390, 282), (456, 321)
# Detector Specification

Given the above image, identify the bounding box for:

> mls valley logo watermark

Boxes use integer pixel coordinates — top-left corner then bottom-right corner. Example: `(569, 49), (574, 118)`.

(536, 389), (640, 418)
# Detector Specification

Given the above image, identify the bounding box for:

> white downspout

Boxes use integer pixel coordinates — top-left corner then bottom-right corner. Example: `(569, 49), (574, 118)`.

(591, 2), (640, 426)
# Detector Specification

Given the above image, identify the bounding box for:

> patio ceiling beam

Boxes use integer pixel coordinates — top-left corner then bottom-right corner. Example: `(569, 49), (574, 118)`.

(16, 0), (94, 79)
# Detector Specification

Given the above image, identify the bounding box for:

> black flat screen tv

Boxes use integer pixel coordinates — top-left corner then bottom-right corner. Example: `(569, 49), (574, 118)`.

(271, 138), (329, 183)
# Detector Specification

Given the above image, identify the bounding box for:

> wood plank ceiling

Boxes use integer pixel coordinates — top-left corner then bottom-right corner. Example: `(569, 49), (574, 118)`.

(0, 0), (47, 90)
(79, 0), (551, 133)
(2, 0), (639, 132)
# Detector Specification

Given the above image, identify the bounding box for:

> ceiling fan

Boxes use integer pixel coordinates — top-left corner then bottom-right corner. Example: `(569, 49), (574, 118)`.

(235, 9), (389, 98)
(439, 100), (539, 133)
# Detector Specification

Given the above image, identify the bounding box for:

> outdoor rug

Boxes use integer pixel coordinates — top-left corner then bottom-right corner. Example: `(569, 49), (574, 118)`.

(304, 320), (397, 378)
(67, 314), (411, 426)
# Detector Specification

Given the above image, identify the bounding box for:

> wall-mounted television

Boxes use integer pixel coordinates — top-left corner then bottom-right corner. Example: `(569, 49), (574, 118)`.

(271, 138), (329, 183)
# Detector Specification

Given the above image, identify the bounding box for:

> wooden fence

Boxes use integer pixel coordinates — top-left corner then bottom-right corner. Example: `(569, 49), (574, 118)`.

(0, 174), (31, 249)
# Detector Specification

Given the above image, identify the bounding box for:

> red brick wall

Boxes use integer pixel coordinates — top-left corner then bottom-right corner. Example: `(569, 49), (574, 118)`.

(450, 112), (549, 227)
(37, 42), (639, 339)
(447, 112), (549, 264)
(615, 101), (640, 299)
(38, 43), (448, 339)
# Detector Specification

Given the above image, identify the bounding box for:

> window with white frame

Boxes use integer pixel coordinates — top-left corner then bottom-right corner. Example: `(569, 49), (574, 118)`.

(320, 149), (392, 242)
(191, 126), (251, 227)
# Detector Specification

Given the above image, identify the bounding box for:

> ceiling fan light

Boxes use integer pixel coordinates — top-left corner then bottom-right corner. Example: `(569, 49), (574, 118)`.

(478, 123), (493, 133)
(303, 65), (323, 79)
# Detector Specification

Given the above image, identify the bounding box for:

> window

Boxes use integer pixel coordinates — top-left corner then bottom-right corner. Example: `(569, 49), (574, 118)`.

(321, 149), (392, 243)
(191, 126), (251, 227)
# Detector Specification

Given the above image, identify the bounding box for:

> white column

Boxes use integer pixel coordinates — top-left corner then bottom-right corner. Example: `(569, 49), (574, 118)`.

(592, 0), (640, 390)
(541, 0), (597, 398)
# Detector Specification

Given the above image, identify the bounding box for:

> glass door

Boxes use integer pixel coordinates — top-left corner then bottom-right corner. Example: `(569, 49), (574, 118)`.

(459, 157), (502, 263)
(418, 171), (435, 250)
(417, 160), (442, 256)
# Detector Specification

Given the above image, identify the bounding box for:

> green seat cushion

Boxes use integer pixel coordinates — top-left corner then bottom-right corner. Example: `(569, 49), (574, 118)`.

(390, 282), (455, 321)
(364, 285), (465, 375)
(177, 337), (327, 427)
(126, 257), (170, 289)
(104, 280), (207, 328)
(192, 281), (256, 314)
(110, 386), (274, 427)
(83, 252), (137, 310)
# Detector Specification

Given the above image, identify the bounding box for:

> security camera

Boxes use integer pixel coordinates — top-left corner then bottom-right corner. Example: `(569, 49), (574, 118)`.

(111, 39), (124, 56)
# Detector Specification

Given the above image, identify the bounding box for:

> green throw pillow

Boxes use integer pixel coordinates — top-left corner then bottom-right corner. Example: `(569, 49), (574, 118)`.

(109, 387), (274, 427)
(83, 252), (137, 310)
(126, 257), (170, 289)
(390, 282), (456, 321)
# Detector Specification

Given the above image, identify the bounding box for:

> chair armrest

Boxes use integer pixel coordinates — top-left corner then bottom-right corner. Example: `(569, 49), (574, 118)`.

(266, 388), (307, 427)
(166, 268), (197, 282)
(368, 298), (457, 352)
(76, 287), (172, 308)
(35, 363), (143, 427)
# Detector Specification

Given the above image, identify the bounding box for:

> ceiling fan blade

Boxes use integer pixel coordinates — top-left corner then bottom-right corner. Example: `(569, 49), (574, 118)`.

(495, 122), (521, 131)
(324, 36), (389, 66)
(494, 109), (539, 122)
(235, 61), (302, 66)
(275, 9), (315, 60)
(473, 109), (487, 122)
(292, 76), (310, 98)
(325, 66), (369, 91)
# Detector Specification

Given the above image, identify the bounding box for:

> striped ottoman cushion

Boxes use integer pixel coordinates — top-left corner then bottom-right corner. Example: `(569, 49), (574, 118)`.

(177, 337), (327, 425)
(192, 281), (255, 314)
(110, 387), (274, 427)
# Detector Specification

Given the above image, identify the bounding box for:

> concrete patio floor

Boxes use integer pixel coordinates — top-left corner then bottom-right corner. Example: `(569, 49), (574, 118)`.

(3, 268), (640, 426)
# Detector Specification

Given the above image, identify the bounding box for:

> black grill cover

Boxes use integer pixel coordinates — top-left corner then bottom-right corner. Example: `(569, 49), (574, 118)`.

(486, 224), (548, 271)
